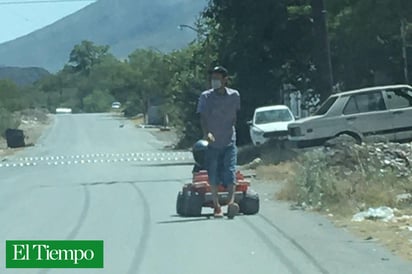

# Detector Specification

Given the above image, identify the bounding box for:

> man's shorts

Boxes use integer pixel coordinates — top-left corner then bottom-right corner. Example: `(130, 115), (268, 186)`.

(205, 143), (237, 186)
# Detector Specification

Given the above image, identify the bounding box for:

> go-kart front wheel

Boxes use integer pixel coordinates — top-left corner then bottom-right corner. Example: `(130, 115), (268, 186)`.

(183, 192), (203, 217)
(176, 191), (203, 217)
(239, 191), (259, 215)
(176, 192), (184, 216)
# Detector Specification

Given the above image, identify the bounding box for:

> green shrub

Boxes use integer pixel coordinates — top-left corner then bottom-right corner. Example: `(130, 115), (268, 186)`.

(0, 108), (20, 137)
(83, 89), (115, 113)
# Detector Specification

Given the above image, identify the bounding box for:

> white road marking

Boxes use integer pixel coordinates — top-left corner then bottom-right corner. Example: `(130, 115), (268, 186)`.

(0, 151), (193, 168)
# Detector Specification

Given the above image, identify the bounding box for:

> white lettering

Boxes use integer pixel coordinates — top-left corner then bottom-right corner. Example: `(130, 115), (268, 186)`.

(20, 244), (96, 264)
(33, 244), (48, 260)
(83, 249), (94, 261)
(48, 249), (59, 260)
(59, 249), (74, 261)
(12, 244), (28, 260)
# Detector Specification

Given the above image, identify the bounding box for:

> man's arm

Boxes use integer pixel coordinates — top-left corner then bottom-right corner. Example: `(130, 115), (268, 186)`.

(200, 113), (209, 139)
(233, 91), (241, 126)
(197, 93), (212, 140)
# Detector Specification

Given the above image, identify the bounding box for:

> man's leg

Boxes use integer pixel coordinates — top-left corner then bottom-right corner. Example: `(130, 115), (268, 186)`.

(223, 143), (237, 204)
(223, 143), (239, 218)
(206, 147), (223, 216)
(217, 155), (224, 186)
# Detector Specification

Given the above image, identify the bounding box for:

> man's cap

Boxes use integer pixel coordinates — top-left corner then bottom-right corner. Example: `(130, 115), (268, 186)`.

(209, 66), (228, 77)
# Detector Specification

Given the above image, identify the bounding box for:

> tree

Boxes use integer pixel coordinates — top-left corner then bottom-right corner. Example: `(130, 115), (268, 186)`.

(165, 43), (213, 147)
(126, 49), (175, 122)
(68, 40), (110, 75)
(311, 0), (334, 101)
(0, 80), (28, 112)
(83, 89), (115, 113)
(327, 0), (412, 89)
(201, 0), (315, 144)
(0, 108), (20, 136)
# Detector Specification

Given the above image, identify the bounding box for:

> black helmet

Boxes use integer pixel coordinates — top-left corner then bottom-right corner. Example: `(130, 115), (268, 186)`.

(192, 139), (208, 166)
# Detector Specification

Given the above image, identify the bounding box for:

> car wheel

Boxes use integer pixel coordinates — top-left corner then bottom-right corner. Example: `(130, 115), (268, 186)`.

(239, 190), (260, 215)
(176, 192), (184, 216)
(328, 133), (361, 146)
(182, 191), (203, 217)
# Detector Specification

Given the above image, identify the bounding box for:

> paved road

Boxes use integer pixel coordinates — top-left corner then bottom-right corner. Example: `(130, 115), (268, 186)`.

(1, 113), (411, 274)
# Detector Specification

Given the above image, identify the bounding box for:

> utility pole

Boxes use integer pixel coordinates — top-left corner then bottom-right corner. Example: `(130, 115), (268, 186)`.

(311, 0), (334, 101)
(401, 19), (409, 83)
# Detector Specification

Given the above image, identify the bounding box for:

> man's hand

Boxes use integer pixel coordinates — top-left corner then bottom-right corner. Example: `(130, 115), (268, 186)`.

(204, 132), (215, 143)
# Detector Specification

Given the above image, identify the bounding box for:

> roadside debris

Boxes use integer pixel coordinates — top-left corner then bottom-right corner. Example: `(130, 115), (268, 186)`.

(396, 193), (412, 203)
(352, 207), (395, 222)
(393, 215), (412, 222)
(320, 140), (412, 177)
(242, 157), (262, 170)
(368, 142), (412, 177)
(271, 139), (412, 261)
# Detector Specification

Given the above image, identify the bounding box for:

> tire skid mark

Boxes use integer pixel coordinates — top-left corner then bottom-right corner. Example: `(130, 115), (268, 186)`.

(257, 214), (330, 274)
(241, 217), (302, 274)
(66, 185), (91, 240)
(39, 185), (90, 274)
(127, 183), (151, 274)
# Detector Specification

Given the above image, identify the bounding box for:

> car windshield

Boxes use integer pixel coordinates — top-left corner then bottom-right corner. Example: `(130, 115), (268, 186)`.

(2, 1), (412, 273)
(314, 96), (338, 115)
(254, 109), (293, 124)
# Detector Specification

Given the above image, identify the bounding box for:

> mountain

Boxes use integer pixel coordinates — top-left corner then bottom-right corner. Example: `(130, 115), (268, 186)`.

(0, 67), (50, 86)
(0, 0), (206, 72)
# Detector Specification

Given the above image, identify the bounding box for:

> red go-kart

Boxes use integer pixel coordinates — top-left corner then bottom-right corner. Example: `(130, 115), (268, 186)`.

(176, 170), (260, 217)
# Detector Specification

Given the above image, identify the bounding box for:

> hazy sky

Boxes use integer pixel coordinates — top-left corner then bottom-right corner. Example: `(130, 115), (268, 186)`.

(0, 0), (93, 43)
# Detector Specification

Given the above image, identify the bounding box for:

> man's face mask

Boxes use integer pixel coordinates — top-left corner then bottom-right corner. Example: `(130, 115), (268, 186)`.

(211, 79), (222, 89)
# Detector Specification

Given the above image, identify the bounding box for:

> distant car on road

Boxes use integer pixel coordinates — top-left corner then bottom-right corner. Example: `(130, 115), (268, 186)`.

(288, 84), (412, 148)
(55, 108), (72, 114)
(111, 102), (121, 109)
(248, 105), (295, 146)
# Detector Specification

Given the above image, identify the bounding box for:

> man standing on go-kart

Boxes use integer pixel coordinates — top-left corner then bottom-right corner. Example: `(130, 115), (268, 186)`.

(197, 66), (241, 218)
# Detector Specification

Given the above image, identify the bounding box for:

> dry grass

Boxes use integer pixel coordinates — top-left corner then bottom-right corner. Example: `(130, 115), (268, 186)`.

(130, 116), (145, 126)
(334, 216), (412, 261)
(256, 145), (412, 261)
(270, 147), (412, 214)
(256, 161), (297, 181)
(276, 180), (300, 202)
(255, 161), (301, 201)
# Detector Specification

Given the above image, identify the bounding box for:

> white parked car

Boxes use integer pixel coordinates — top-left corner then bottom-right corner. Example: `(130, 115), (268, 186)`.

(111, 102), (121, 109)
(55, 108), (72, 114)
(248, 105), (295, 146)
(288, 84), (412, 148)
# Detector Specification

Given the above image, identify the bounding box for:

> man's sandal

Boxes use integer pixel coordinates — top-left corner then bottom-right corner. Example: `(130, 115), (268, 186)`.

(214, 206), (224, 218)
(227, 203), (239, 219)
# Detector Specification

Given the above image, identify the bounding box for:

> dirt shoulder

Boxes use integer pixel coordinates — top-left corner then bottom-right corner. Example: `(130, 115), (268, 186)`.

(333, 214), (412, 261)
(251, 150), (412, 261)
(0, 109), (53, 157)
(146, 127), (179, 150)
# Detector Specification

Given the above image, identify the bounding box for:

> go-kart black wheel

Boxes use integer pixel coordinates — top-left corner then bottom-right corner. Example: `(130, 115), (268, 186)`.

(182, 191), (203, 217)
(176, 192), (184, 216)
(239, 190), (259, 215)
